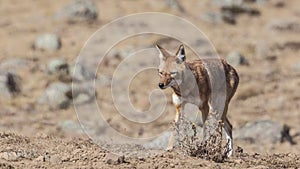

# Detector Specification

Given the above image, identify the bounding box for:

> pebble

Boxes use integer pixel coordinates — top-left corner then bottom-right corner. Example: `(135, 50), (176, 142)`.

(33, 33), (61, 51)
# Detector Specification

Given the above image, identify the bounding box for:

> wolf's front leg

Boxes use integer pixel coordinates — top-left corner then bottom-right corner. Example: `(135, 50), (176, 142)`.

(166, 93), (182, 150)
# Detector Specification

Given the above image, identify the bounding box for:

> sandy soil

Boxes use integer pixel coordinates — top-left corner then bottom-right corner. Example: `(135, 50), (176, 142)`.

(0, 0), (299, 168)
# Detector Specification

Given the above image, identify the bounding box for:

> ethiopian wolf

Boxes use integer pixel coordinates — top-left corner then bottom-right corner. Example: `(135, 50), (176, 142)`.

(156, 44), (239, 156)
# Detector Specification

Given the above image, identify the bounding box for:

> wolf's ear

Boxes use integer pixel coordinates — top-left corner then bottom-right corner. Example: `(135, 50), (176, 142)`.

(175, 44), (186, 64)
(156, 44), (168, 60)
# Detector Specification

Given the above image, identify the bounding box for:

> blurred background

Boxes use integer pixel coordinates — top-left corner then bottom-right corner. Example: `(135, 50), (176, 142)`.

(0, 0), (299, 160)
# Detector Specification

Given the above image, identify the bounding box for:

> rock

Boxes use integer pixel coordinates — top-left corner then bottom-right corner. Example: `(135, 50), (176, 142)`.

(234, 120), (291, 144)
(47, 59), (70, 81)
(144, 131), (172, 149)
(292, 61), (300, 72)
(38, 82), (71, 109)
(212, 0), (269, 6)
(33, 34), (61, 51)
(43, 152), (51, 162)
(35, 155), (45, 162)
(58, 120), (94, 134)
(201, 11), (236, 25)
(201, 12), (223, 24)
(0, 71), (21, 98)
(212, 0), (244, 7)
(96, 75), (111, 87)
(255, 0), (269, 4)
(71, 82), (96, 105)
(69, 64), (95, 82)
(165, 0), (184, 12)
(221, 11), (237, 24)
(0, 152), (18, 161)
(0, 58), (30, 70)
(48, 59), (69, 75)
(105, 153), (125, 165)
(267, 19), (300, 32)
(73, 93), (91, 105)
(56, 0), (98, 23)
(58, 120), (83, 133)
(226, 51), (249, 66)
(256, 0), (284, 7)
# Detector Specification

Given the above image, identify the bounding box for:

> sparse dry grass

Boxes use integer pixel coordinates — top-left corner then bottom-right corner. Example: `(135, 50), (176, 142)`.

(174, 117), (230, 163)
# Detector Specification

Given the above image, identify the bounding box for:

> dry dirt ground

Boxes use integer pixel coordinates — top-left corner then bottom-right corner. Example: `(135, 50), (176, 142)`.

(0, 0), (300, 168)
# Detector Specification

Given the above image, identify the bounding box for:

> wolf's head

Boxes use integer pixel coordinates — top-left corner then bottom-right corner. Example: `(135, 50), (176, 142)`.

(156, 44), (186, 89)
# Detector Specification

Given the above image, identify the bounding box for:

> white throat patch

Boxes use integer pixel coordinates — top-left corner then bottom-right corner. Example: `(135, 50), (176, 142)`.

(172, 93), (181, 106)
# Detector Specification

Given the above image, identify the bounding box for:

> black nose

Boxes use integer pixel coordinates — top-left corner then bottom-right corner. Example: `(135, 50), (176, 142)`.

(158, 83), (164, 89)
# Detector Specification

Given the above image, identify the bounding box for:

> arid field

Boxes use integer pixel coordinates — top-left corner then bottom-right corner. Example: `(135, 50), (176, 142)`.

(0, 0), (299, 168)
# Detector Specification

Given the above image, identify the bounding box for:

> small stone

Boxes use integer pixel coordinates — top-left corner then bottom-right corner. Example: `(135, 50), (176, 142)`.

(38, 82), (71, 109)
(292, 61), (300, 72)
(234, 120), (287, 144)
(35, 155), (45, 162)
(212, 0), (243, 7)
(105, 153), (125, 165)
(58, 120), (89, 134)
(48, 59), (70, 82)
(106, 155), (115, 164)
(33, 34), (61, 51)
(144, 131), (171, 149)
(0, 58), (30, 70)
(69, 64), (94, 82)
(226, 51), (249, 66)
(138, 157), (146, 161)
(44, 152), (51, 162)
(165, 0), (184, 12)
(201, 12), (223, 24)
(96, 75), (111, 87)
(48, 59), (69, 75)
(56, 0), (98, 23)
(0, 72), (21, 98)
(71, 81), (96, 105)
(0, 152), (18, 161)
(221, 11), (236, 24)
(255, 0), (269, 4)
(202, 11), (236, 25)
(118, 155), (125, 164)
(73, 93), (91, 104)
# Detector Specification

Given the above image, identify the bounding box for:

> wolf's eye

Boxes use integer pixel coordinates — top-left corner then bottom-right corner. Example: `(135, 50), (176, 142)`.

(158, 72), (163, 76)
